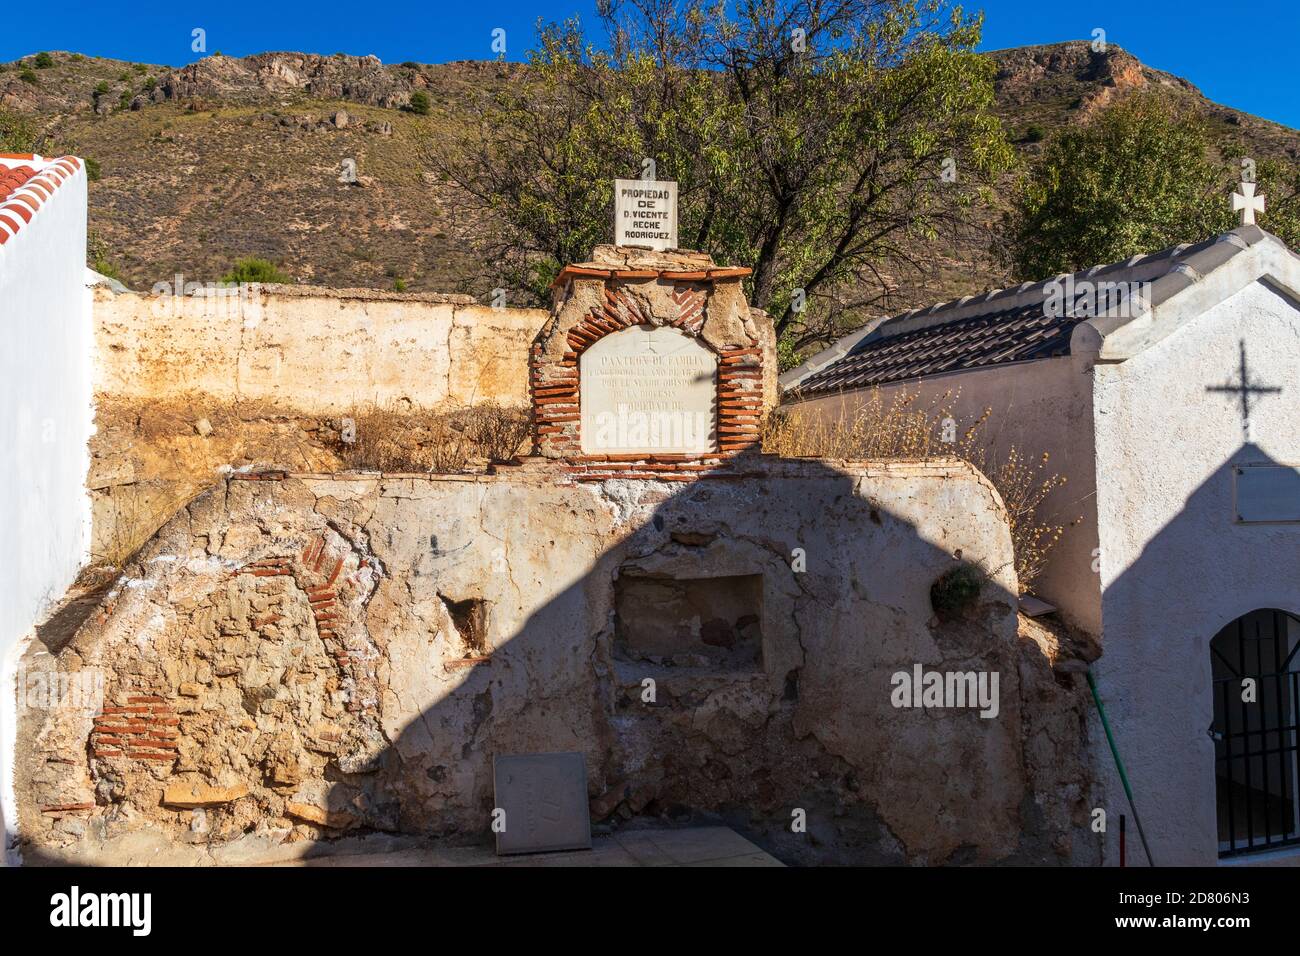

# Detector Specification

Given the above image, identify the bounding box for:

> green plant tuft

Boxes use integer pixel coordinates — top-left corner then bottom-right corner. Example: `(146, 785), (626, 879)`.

(930, 563), (987, 619)
(221, 257), (291, 285)
(408, 90), (431, 115)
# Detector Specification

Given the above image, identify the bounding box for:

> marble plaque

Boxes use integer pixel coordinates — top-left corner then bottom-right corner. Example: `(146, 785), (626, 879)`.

(493, 751), (591, 855)
(614, 178), (678, 251)
(580, 325), (717, 455)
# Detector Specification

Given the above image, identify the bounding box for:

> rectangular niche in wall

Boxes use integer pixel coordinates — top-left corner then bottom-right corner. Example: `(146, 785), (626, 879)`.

(614, 573), (762, 670)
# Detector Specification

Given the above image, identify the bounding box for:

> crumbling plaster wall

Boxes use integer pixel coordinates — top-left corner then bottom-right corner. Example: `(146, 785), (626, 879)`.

(19, 459), (1096, 865)
(785, 354), (1103, 636)
(94, 284), (548, 412)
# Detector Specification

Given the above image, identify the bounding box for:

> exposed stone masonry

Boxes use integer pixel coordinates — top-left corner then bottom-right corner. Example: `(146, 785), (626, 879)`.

(18, 462), (1096, 866)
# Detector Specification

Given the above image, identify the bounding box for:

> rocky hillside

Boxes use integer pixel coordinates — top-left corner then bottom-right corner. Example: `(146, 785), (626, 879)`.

(2, 42), (1296, 307)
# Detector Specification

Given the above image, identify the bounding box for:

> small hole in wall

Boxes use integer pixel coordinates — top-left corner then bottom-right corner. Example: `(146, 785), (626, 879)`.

(439, 594), (488, 658)
(614, 573), (762, 670)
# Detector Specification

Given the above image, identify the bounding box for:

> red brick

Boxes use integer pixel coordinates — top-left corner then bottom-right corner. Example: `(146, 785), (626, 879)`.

(42, 802), (94, 813)
(326, 558), (344, 586)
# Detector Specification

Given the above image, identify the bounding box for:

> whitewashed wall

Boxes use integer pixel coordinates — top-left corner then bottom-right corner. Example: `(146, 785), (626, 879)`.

(0, 161), (91, 864)
(1089, 280), (1300, 866)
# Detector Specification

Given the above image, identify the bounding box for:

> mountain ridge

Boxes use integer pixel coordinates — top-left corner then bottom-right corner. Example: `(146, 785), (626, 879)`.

(2, 41), (1295, 310)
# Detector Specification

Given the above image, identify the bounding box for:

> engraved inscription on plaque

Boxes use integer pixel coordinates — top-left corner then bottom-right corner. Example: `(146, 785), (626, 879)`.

(614, 178), (678, 251)
(580, 325), (717, 455)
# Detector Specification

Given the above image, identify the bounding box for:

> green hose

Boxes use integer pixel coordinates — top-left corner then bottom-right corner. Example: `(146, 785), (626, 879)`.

(1087, 669), (1155, 866)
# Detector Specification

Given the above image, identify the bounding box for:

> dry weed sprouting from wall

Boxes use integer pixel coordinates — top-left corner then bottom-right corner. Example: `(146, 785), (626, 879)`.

(338, 403), (531, 473)
(92, 484), (197, 570)
(89, 396), (532, 574)
(764, 389), (1075, 594)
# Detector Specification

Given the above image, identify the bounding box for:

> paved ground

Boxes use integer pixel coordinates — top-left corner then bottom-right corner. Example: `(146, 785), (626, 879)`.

(276, 826), (783, 867)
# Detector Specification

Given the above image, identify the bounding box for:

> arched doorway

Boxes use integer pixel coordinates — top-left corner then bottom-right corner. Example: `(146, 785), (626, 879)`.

(1210, 609), (1300, 857)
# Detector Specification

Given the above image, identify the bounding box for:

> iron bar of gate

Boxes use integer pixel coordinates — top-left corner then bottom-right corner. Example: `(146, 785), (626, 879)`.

(1276, 611), (1287, 847)
(1086, 669), (1155, 866)
(1240, 617), (1254, 852)
(1223, 676), (1236, 853)
(1259, 615), (1273, 848)
(1293, 671), (1300, 840)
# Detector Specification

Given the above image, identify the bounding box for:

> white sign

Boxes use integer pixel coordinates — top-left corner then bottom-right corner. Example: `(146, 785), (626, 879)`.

(581, 325), (715, 454)
(614, 178), (678, 251)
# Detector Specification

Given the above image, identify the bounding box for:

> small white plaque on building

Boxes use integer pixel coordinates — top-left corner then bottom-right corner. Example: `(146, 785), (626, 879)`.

(614, 178), (678, 251)
(1234, 463), (1300, 523)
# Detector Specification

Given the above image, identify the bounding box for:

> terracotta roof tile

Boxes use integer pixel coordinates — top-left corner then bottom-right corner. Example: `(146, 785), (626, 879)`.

(798, 300), (1085, 393)
(789, 228), (1284, 396)
(0, 155), (82, 246)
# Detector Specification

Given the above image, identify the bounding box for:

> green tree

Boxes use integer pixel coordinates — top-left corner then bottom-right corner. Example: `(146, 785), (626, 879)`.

(221, 257), (291, 284)
(1007, 93), (1300, 280)
(439, 0), (1012, 352)
(33, 52), (54, 69)
(408, 90), (431, 115)
(0, 110), (35, 152)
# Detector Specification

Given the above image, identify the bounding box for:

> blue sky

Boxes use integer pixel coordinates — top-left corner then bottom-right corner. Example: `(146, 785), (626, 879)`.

(5, 1), (1297, 128)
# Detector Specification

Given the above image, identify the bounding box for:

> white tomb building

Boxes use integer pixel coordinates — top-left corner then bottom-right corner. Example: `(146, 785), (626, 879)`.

(783, 224), (1300, 865)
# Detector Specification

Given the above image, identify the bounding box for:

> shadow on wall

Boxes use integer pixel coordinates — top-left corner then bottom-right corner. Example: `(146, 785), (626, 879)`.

(15, 454), (1096, 866)
(1090, 443), (1300, 867)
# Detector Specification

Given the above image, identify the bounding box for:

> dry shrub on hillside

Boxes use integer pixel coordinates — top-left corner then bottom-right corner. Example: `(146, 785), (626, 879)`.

(764, 389), (1076, 593)
(338, 402), (530, 473)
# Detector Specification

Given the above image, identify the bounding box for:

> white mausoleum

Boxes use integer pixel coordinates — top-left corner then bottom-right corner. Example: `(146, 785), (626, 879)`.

(783, 225), (1300, 865)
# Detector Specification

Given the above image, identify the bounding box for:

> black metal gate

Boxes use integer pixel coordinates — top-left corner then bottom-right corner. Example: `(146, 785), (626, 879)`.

(1211, 609), (1300, 857)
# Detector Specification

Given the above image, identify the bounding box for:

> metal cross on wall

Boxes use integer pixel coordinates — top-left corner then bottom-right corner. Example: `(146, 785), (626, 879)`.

(1206, 340), (1281, 437)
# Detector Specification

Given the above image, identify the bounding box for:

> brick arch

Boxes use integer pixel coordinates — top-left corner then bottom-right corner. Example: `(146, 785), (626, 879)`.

(561, 285), (713, 354)
(530, 284), (764, 475)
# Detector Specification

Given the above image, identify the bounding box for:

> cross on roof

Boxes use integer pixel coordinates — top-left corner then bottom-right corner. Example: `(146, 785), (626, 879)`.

(1232, 180), (1266, 227)
(1207, 340), (1281, 434)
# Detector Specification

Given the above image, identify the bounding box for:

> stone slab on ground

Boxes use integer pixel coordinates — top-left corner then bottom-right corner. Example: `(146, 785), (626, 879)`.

(274, 827), (782, 868)
(492, 751), (592, 855)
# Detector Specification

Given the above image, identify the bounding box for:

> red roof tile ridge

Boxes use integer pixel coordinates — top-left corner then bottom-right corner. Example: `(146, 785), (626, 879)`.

(0, 155), (83, 248)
